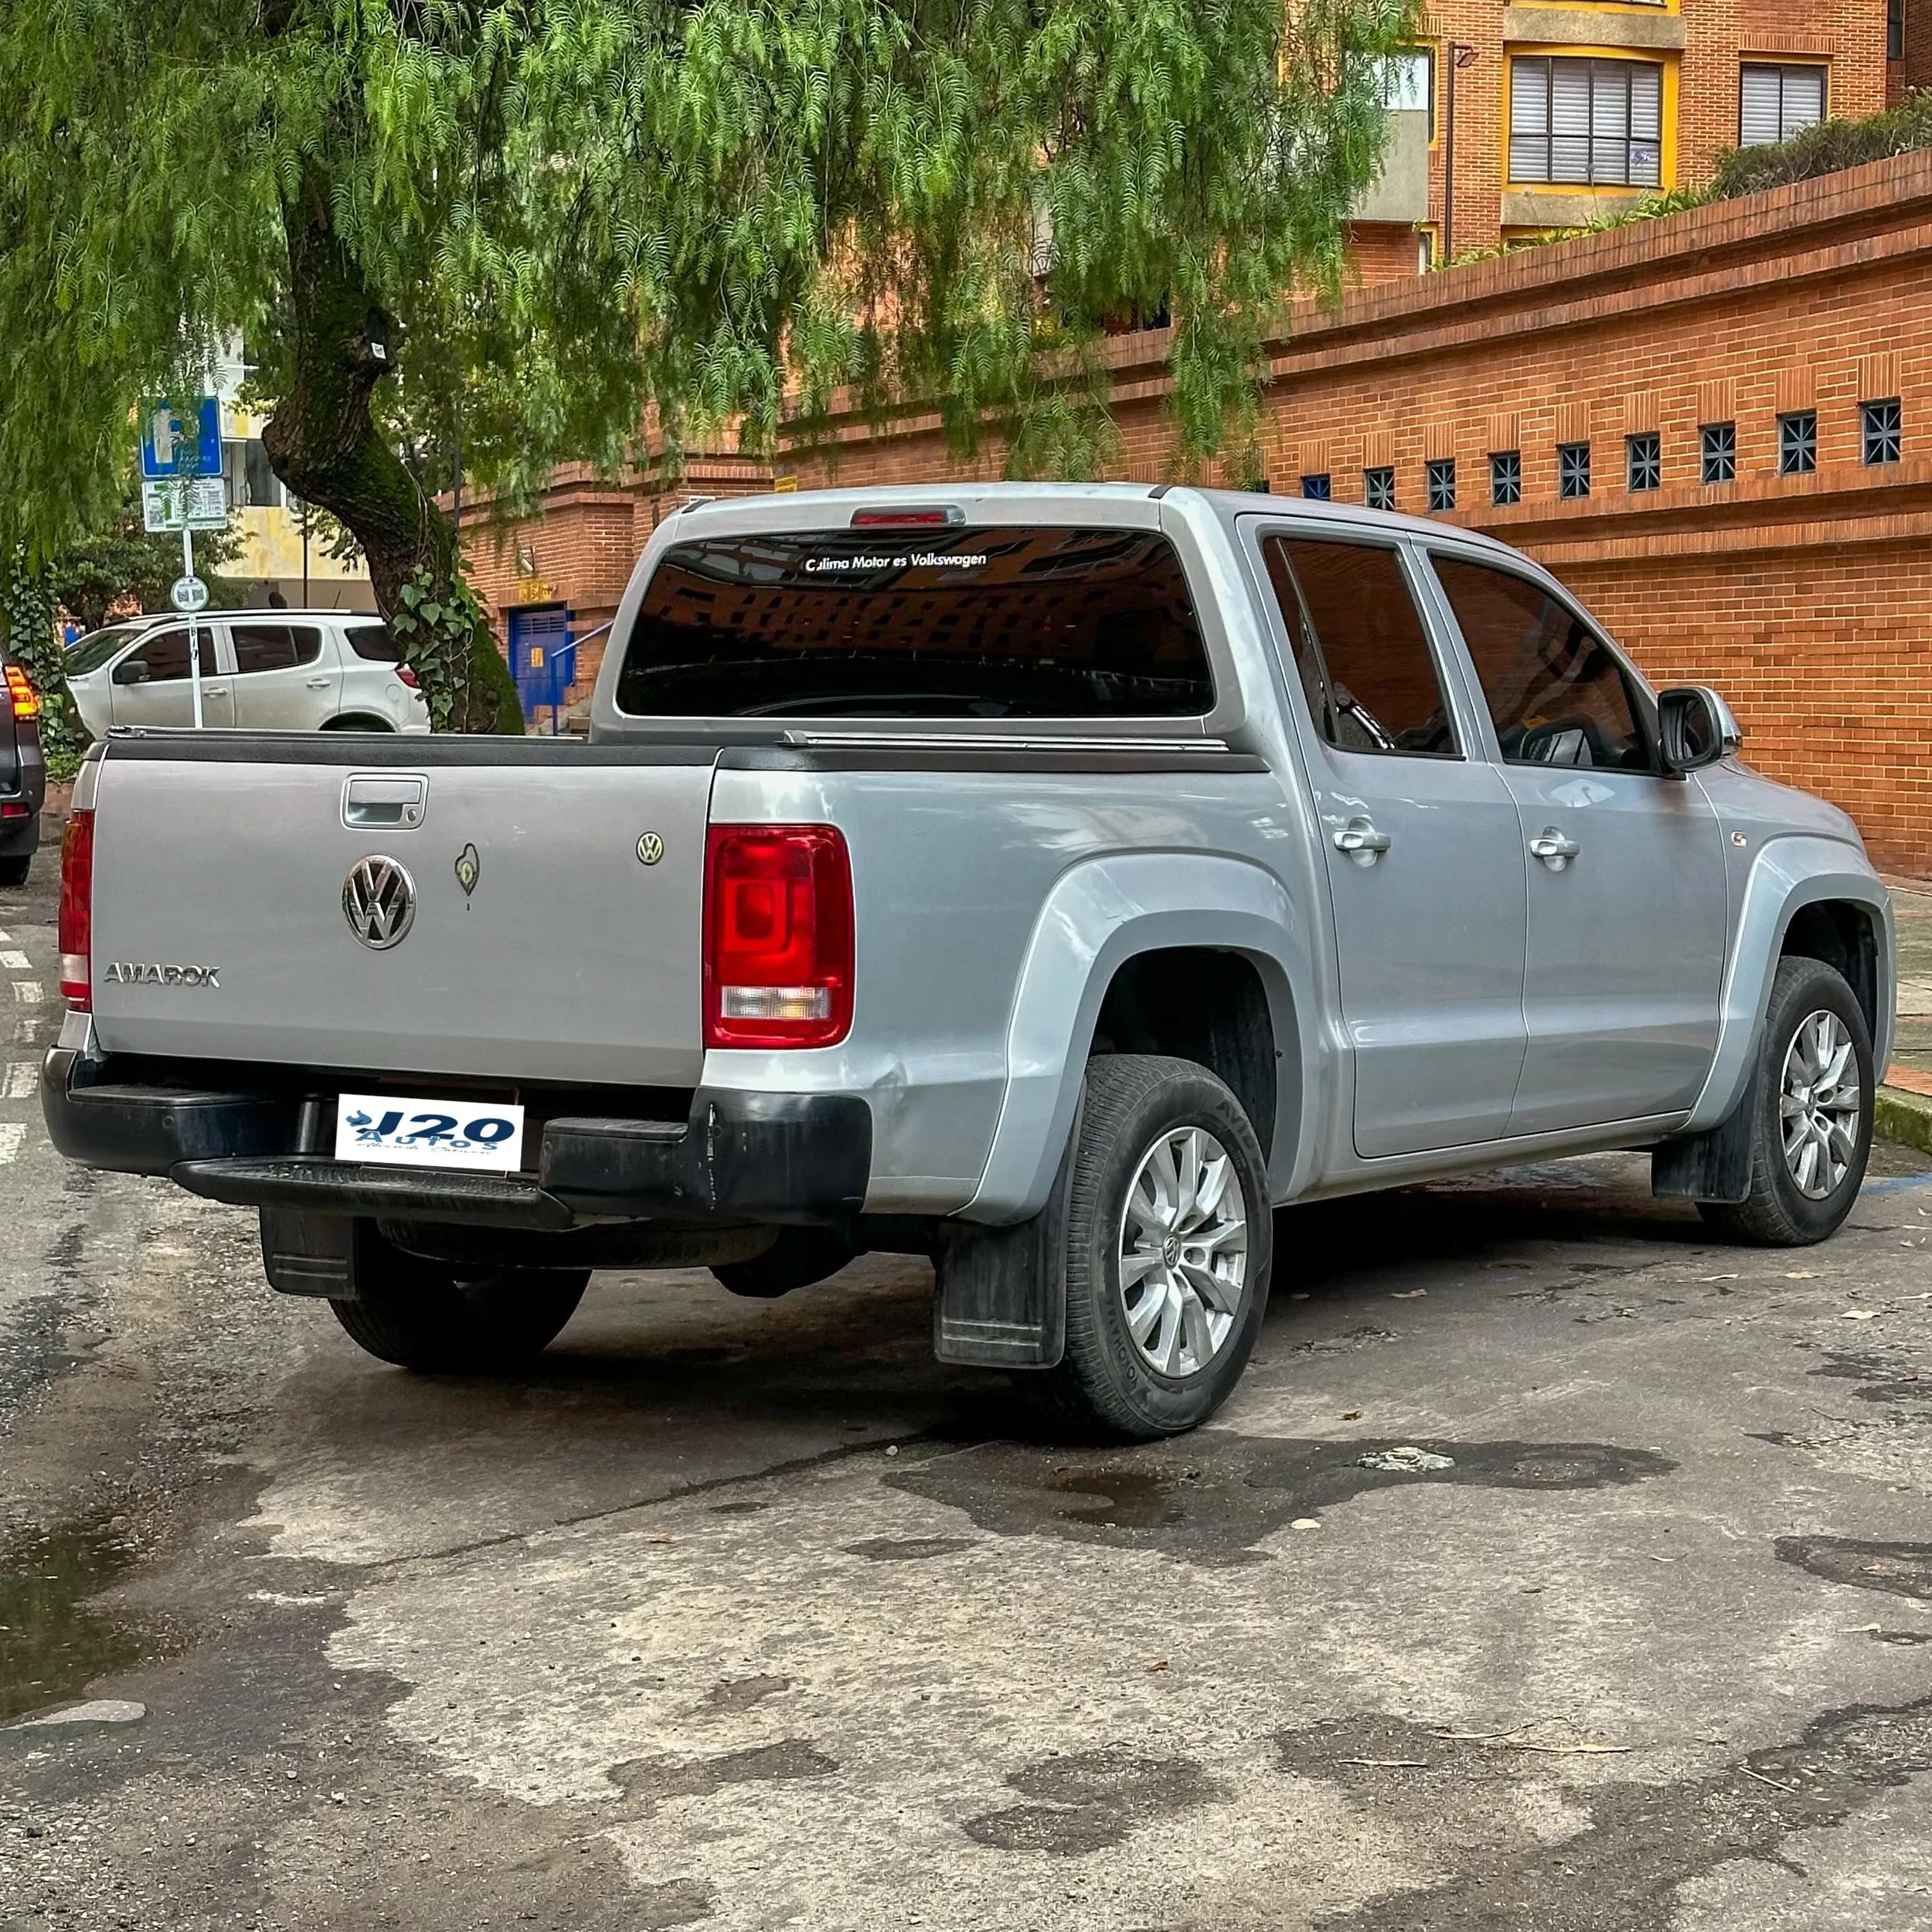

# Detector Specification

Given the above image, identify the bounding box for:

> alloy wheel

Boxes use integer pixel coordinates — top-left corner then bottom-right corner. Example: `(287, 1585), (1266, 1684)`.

(1779, 1009), (1862, 1200)
(1117, 1126), (1249, 1378)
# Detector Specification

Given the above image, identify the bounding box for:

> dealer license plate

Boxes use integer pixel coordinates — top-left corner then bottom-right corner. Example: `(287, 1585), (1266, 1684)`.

(334, 1091), (526, 1172)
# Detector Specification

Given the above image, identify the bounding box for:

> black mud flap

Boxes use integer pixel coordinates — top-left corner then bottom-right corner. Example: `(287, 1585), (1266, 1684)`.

(933, 1106), (1078, 1369)
(1652, 1063), (1759, 1205)
(259, 1209), (362, 1300)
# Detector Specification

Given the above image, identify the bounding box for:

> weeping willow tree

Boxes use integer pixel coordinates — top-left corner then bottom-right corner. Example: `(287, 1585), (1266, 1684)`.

(0, 0), (1414, 731)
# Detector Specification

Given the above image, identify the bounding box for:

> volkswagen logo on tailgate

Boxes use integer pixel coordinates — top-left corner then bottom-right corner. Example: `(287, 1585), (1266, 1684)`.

(342, 855), (417, 950)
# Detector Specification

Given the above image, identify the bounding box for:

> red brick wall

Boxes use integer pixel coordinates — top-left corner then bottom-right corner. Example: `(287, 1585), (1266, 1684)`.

(1900, 0), (1932, 94)
(1346, 223), (1424, 287)
(483, 151), (1932, 869)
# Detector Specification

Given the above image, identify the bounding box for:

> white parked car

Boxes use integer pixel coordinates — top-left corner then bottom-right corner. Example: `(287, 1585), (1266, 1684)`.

(64, 611), (431, 735)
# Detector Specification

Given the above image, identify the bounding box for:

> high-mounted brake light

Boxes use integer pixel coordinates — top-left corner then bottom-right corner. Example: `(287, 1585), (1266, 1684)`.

(59, 808), (94, 1010)
(5, 663), (38, 719)
(703, 825), (853, 1049)
(849, 506), (964, 529)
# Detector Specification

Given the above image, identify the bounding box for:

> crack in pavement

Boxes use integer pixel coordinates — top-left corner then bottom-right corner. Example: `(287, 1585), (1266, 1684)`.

(1280, 1696), (1932, 1932)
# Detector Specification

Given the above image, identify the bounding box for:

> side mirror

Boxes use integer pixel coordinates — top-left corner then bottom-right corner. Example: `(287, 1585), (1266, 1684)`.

(111, 657), (150, 686)
(1657, 685), (1743, 777)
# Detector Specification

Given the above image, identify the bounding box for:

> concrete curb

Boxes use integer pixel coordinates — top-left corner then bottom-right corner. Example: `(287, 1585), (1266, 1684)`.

(1876, 1086), (1932, 1157)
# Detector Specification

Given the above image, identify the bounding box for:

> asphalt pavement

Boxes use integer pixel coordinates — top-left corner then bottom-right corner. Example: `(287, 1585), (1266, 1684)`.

(5, 849), (1932, 1931)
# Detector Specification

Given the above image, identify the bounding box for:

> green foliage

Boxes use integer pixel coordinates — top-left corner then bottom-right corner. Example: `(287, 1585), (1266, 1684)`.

(392, 564), (519, 733)
(0, 0), (1417, 566)
(1709, 88), (1932, 199)
(43, 484), (247, 634)
(2, 560), (89, 775)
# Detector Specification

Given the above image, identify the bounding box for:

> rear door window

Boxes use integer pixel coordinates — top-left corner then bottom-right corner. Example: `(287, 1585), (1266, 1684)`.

(230, 624), (323, 674)
(1262, 536), (1459, 757)
(614, 525), (1213, 719)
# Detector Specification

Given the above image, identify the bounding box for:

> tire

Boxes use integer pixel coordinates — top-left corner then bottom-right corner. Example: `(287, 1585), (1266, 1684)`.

(711, 1226), (857, 1299)
(330, 1228), (588, 1371)
(0, 852), (29, 889)
(321, 715), (395, 733)
(1698, 956), (1873, 1247)
(1041, 1053), (1272, 1441)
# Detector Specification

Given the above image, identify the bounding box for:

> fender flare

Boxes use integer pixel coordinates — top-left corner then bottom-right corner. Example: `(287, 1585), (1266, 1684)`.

(1682, 836), (1894, 1134)
(961, 851), (1317, 1224)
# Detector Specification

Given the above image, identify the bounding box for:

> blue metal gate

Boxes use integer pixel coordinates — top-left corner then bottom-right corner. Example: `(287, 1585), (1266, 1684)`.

(508, 604), (577, 730)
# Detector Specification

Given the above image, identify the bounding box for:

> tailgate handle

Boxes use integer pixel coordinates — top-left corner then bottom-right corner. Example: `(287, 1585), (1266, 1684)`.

(342, 774), (427, 830)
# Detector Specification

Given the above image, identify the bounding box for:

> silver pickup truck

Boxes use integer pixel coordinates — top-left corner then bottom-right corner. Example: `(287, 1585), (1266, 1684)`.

(43, 485), (1893, 1438)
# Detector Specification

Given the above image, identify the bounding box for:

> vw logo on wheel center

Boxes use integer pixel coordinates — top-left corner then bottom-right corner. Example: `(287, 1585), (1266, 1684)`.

(342, 856), (417, 950)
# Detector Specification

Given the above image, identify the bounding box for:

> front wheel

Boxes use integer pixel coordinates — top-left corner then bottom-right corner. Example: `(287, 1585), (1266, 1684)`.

(1698, 955), (1873, 1247)
(1042, 1054), (1272, 1441)
(330, 1230), (588, 1372)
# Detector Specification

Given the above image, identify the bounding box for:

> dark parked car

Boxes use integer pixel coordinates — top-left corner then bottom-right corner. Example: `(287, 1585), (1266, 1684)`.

(1, 648), (46, 887)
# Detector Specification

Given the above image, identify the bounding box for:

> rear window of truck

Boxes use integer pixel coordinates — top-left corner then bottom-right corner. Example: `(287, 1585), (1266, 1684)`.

(613, 525), (1213, 719)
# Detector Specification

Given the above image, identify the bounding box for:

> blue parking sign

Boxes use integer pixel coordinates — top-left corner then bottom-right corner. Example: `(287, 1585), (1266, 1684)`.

(141, 397), (222, 480)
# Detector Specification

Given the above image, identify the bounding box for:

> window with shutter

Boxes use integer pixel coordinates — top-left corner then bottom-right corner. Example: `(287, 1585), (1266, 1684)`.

(1509, 58), (1664, 187)
(1509, 58), (1550, 182)
(1740, 64), (1826, 147)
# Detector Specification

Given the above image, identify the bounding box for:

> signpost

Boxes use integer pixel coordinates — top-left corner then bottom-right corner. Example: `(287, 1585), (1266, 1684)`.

(141, 400), (226, 728)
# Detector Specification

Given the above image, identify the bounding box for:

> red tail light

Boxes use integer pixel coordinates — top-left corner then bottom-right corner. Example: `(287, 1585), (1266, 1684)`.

(59, 808), (94, 1010)
(5, 663), (38, 719)
(396, 663), (420, 690)
(703, 825), (853, 1048)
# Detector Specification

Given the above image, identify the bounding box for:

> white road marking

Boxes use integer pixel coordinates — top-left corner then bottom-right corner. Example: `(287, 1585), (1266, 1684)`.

(0, 1123), (26, 1163)
(11, 981), (42, 1005)
(0, 949), (27, 971)
(0, 928), (12, 942)
(1, 1061), (35, 1099)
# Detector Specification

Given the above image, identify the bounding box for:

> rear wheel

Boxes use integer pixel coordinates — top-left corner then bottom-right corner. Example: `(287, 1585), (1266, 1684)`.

(1042, 1054), (1271, 1440)
(330, 1231), (588, 1371)
(1698, 956), (1872, 1247)
(0, 852), (29, 888)
(321, 715), (394, 732)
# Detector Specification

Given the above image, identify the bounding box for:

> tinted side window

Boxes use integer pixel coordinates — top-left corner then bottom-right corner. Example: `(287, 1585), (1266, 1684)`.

(345, 623), (402, 662)
(1263, 537), (1458, 756)
(231, 624), (322, 674)
(131, 629), (216, 682)
(1433, 556), (1651, 772)
(615, 526), (1213, 719)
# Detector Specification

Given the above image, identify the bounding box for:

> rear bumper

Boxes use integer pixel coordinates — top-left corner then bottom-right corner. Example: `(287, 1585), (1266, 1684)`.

(41, 1049), (871, 1228)
(0, 808), (39, 859)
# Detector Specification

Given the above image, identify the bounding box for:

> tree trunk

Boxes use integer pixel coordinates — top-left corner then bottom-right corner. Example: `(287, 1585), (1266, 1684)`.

(261, 171), (521, 734)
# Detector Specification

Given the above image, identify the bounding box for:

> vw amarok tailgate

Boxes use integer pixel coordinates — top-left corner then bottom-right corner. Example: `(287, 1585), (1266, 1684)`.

(86, 736), (714, 1087)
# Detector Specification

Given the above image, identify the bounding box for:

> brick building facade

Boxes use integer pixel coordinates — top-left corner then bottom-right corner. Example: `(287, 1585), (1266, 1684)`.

(471, 148), (1932, 872)
(1360, 0), (1895, 269)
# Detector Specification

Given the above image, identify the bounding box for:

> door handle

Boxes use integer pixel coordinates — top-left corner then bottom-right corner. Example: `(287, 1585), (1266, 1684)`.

(1333, 817), (1393, 867)
(1529, 827), (1580, 872)
(202, 685), (228, 698)
(305, 676), (332, 689)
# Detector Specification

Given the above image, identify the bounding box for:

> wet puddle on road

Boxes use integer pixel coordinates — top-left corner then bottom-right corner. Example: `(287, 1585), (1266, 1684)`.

(889, 1434), (1676, 1565)
(0, 1516), (157, 1723)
